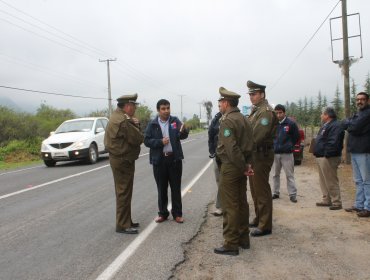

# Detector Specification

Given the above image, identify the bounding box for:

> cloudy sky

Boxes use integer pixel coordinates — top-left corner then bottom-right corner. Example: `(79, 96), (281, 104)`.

(0, 0), (369, 118)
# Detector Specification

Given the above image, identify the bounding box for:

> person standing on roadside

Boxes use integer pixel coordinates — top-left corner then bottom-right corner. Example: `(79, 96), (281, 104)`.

(144, 99), (189, 224)
(208, 104), (223, 216)
(247, 80), (277, 237)
(272, 104), (300, 203)
(343, 92), (370, 218)
(313, 107), (344, 211)
(104, 94), (144, 234)
(214, 87), (254, 256)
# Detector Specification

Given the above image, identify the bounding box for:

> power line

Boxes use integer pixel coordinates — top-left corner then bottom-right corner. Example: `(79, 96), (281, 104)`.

(0, 0), (182, 97)
(0, 53), (105, 89)
(0, 85), (107, 100)
(270, 0), (341, 91)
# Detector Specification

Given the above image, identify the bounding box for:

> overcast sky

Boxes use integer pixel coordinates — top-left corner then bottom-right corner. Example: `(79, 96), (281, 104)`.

(0, 0), (369, 119)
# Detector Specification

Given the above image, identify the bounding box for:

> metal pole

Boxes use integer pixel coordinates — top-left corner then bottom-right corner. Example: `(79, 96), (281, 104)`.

(99, 58), (117, 117)
(342, 0), (350, 118)
(341, 0), (351, 164)
(178, 94), (185, 121)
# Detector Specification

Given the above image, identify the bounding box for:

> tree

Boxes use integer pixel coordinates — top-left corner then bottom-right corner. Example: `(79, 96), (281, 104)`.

(87, 108), (109, 117)
(185, 114), (200, 130)
(322, 95), (328, 108)
(364, 72), (370, 94)
(135, 104), (152, 132)
(35, 104), (77, 137)
(331, 86), (343, 118)
(202, 101), (213, 124)
(313, 91), (323, 127)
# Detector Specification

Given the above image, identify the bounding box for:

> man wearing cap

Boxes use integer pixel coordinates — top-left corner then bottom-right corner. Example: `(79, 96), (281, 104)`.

(214, 87), (254, 256)
(247, 80), (277, 237)
(104, 93), (144, 234)
(144, 99), (189, 224)
(313, 106), (344, 210)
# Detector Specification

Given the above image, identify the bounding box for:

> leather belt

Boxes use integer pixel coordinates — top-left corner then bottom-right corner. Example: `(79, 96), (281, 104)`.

(163, 152), (174, 157)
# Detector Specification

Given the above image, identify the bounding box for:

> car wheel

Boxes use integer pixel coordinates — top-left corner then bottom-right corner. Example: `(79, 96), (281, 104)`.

(87, 144), (98, 164)
(294, 160), (302, 166)
(44, 159), (56, 167)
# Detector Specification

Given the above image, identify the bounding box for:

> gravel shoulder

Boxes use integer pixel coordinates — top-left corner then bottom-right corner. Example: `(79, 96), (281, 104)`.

(172, 152), (370, 280)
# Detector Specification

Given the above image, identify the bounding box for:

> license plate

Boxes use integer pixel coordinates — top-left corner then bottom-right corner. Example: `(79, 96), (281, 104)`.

(53, 151), (68, 157)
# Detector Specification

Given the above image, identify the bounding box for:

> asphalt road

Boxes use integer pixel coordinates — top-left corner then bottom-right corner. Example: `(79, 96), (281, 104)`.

(0, 132), (216, 280)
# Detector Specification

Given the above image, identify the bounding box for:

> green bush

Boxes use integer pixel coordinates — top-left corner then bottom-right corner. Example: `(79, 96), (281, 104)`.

(0, 138), (42, 161)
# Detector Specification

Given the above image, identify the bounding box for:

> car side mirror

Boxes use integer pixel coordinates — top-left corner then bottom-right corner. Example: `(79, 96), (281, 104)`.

(49, 131), (55, 136)
(96, 127), (105, 134)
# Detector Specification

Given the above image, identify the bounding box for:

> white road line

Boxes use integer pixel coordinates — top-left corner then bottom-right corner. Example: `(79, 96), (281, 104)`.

(95, 159), (212, 280)
(0, 165), (43, 176)
(0, 152), (150, 201)
(0, 136), (196, 200)
(0, 165), (109, 201)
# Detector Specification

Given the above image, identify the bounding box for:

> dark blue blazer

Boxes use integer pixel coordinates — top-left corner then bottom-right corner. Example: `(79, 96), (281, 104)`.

(144, 115), (189, 165)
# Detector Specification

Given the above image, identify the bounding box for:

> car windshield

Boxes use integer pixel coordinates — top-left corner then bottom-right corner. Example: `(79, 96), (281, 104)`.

(55, 120), (94, 133)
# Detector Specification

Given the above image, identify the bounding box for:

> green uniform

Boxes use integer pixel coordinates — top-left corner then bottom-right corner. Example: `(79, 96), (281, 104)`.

(104, 108), (144, 231)
(217, 107), (253, 249)
(248, 99), (277, 231)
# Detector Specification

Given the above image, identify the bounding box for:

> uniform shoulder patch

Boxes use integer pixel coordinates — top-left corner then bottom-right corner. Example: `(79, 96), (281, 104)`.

(224, 128), (231, 137)
(261, 118), (269, 126)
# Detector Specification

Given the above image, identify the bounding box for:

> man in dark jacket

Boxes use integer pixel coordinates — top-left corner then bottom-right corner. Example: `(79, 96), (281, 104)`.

(144, 99), (189, 223)
(342, 92), (370, 218)
(313, 107), (344, 210)
(208, 108), (222, 216)
(272, 104), (300, 203)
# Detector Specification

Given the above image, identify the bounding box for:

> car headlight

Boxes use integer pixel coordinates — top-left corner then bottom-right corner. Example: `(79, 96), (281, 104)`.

(71, 140), (88, 149)
(41, 143), (49, 151)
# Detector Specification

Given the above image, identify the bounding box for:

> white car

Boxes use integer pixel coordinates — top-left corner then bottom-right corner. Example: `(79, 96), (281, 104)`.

(41, 117), (109, 167)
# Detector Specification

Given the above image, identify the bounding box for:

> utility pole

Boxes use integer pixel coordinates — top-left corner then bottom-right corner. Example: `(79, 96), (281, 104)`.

(341, 0), (351, 164)
(178, 94), (185, 121)
(341, 0), (350, 119)
(198, 102), (202, 119)
(99, 58), (117, 117)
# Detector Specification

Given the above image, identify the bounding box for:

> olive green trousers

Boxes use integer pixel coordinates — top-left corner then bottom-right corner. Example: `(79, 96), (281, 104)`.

(219, 163), (250, 249)
(249, 151), (274, 231)
(109, 156), (135, 230)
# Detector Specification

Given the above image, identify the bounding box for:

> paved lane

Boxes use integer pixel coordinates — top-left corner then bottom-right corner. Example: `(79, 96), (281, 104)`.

(0, 132), (217, 280)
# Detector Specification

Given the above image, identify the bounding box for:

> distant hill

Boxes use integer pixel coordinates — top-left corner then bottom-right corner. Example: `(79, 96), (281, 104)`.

(0, 96), (23, 111)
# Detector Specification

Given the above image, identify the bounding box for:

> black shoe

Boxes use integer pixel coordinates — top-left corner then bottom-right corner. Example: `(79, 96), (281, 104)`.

(250, 228), (272, 237)
(290, 196), (297, 203)
(345, 206), (361, 212)
(316, 202), (332, 207)
(131, 222), (140, 228)
(116, 227), (139, 234)
(357, 210), (370, 217)
(239, 243), (250, 249)
(272, 194), (280, 199)
(214, 246), (239, 256)
(329, 205), (342, 210)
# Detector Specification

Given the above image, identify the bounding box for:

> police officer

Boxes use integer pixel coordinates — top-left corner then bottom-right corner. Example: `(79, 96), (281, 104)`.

(214, 87), (254, 256)
(247, 80), (277, 237)
(104, 94), (144, 234)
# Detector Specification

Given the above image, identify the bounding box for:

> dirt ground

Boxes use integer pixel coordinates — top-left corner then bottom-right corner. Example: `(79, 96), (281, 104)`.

(172, 150), (370, 280)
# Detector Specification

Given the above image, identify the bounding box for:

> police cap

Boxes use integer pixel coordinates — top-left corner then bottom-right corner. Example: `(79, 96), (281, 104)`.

(218, 87), (241, 101)
(116, 93), (139, 105)
(247, 80), (266, 94)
